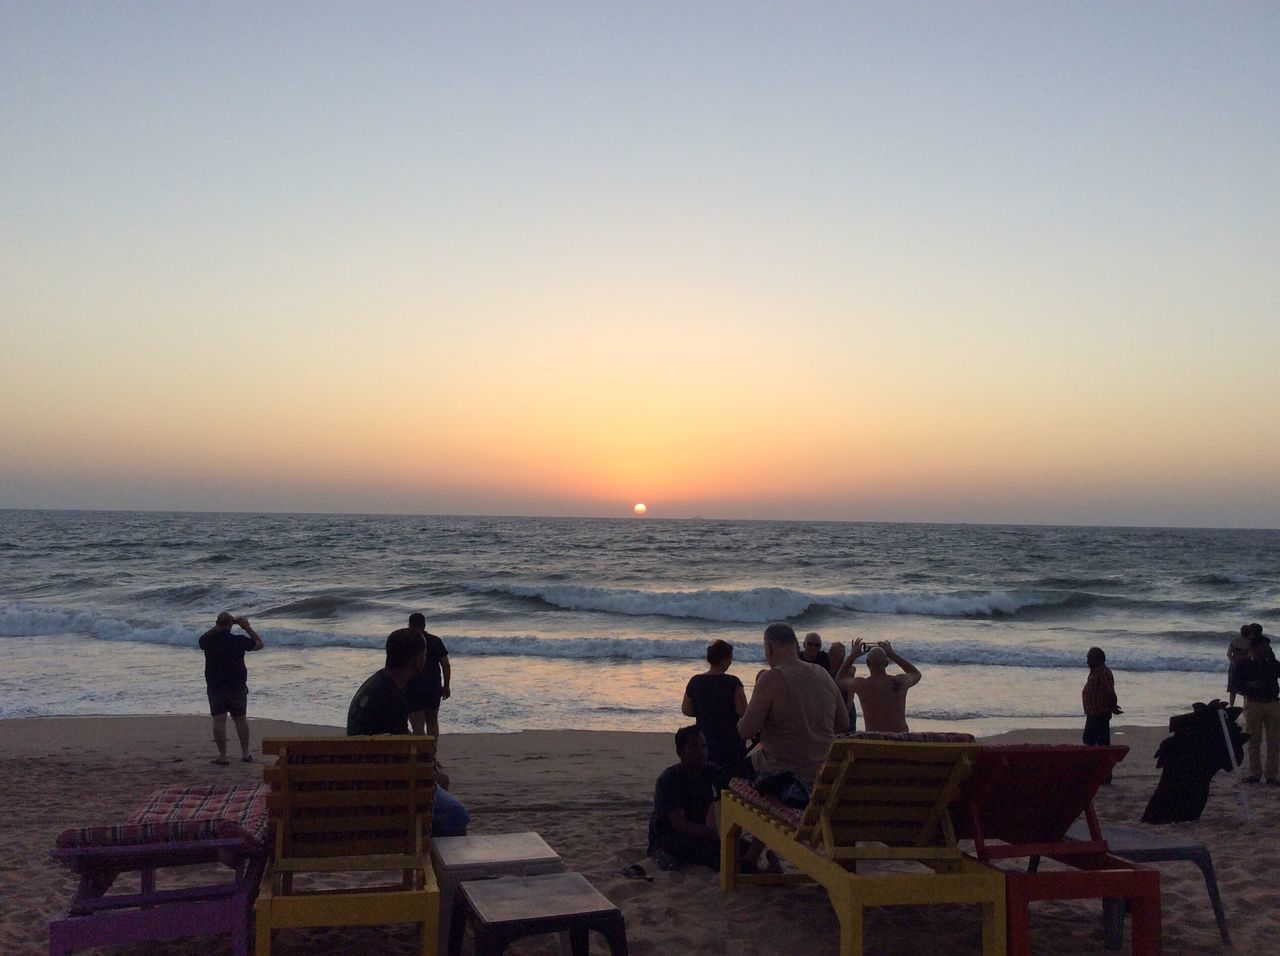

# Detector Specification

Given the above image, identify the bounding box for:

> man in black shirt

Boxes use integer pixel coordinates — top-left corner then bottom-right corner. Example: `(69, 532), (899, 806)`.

(1237, 633), (1280, 784)
(346, 627), (426, 736)
(648, 726), (721, 870)
(800, 632), (832, 671)
(403, 612), (451, 742)
(346, 627), (471, 835)
(198, 611), (264, 765)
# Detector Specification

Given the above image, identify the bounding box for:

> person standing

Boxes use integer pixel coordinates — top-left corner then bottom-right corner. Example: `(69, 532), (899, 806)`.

(825, 641), (847, 680)
(1235, 632), (1280, 785)
(846, 639), (921, 733)
(681, 639), (748, 777)
(1228, 623), (1260, 708)
(1082, 647), (1123, 746)
(799, 632), (831, 671)
(198, 611), (264, 765)
(404, 612), (451, 742)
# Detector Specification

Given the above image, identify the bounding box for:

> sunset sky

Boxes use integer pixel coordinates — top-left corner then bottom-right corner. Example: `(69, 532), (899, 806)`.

(3, 3), (1277, 527)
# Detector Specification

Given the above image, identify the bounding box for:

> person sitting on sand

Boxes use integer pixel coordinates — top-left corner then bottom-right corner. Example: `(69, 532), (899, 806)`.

(198, 611), (264, 765)
(799, 632), (831, 671)
(347, 627), (471, 835)
(682, 639), (748, 778)
(1236, 632), (1280, 785)
(647, 726), (722, 871)
(738, 623), (849, 785)
(846, 639), (921, 733)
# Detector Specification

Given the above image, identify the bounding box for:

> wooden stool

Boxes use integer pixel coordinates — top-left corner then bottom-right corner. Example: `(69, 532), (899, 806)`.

(448, 872), (628, 956)
(431, 832), (566, 954)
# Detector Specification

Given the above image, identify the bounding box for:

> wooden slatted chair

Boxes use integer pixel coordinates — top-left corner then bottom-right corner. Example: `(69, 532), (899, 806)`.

(255, 735), (440, 956)
(952, 745), (1162, 956)
(721, 733), (1006, 956)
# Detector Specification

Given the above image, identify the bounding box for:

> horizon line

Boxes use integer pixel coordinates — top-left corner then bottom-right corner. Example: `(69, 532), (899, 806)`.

(1, 504), (1276, 534)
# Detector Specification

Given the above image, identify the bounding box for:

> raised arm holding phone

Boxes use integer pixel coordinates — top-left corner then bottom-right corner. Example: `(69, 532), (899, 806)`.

(846, 638), (921, 733)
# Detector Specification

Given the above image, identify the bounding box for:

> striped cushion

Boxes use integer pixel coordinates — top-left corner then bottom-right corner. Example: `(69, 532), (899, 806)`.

(839, 731), (976, 743)
(728, 777), (804, 828)
(55, 783), (270, 850)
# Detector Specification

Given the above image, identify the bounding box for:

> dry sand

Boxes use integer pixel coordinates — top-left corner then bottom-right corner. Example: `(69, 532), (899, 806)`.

(4, 716), (1278, 954)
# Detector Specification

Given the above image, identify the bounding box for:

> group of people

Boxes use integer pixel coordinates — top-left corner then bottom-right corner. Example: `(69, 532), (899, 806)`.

(197, 609), (468, 834)
(652, 623), (924, 871)
(198, 606), (1279, 876)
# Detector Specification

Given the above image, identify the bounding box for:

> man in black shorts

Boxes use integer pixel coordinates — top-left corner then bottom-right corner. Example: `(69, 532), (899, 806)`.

(198, 611), (265, 765)
(404, 612), (451, 742)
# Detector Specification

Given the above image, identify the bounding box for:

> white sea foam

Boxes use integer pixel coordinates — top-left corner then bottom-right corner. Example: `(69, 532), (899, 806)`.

(481, 582), (1083, 622)
(0, 604), (1221, 672)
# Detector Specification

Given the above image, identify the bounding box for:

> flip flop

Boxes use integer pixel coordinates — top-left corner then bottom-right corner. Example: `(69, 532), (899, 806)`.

(212, 757), (230, 766)
(620, 863), (653, 882)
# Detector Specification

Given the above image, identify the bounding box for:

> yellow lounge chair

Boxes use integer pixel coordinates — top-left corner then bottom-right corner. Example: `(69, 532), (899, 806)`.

(255, 735), (440, 956)
(721, 733), (1006, 956)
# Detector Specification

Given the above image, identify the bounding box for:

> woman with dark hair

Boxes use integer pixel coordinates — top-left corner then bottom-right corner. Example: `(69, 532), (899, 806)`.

(682, 639), (748, 776)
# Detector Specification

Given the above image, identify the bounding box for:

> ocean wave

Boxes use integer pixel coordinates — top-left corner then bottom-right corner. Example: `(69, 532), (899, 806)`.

(912, 708), (1079, 721)
(472, 582), (1104, 623)
(0, 605), (1223, 673)
(131, 583), (228, 607)
(257, 595), (385, 619)
(1186, 572), (1251, 586)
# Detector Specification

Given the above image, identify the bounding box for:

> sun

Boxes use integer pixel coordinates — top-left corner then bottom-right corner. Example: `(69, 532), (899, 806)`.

(633, 503), (647, 516)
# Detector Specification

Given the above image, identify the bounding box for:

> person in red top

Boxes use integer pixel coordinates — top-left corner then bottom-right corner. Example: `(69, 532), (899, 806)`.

(1082, 647), (1123, 746)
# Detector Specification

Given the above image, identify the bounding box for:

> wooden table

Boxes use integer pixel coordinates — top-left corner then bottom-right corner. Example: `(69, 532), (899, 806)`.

(447, 871), (628, 956)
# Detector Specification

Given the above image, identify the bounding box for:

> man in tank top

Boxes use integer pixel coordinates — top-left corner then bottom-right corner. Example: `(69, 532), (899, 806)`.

(738, 622), (849, 786)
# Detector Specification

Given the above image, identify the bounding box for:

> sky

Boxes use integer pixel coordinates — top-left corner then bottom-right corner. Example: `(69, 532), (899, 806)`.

(2, 2), (1278, 527)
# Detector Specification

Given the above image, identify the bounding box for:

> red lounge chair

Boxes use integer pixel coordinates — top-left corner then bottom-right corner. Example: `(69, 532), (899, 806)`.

(953, 745), (1162, 956)
(49, 782), (270, 956)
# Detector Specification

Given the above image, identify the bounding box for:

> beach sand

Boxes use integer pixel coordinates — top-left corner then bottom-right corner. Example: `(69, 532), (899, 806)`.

(4, 716), (1277, 954)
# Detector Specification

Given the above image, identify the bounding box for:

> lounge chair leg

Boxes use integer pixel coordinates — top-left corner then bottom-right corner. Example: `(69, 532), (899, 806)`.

(835, 901), (863, 956)
(254, 902), (271, 956)
(983, 898), (1007, 956)
(1129, 890), (1163, 956)
(1188, 849), (1230, 946)
(1005, 881), (1031, 956)
(720, 822), (741, 890)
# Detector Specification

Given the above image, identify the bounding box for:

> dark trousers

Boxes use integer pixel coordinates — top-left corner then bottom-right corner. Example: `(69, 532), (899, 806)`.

(1083, 713), (1112, 746)
(651, 832), (721, 871)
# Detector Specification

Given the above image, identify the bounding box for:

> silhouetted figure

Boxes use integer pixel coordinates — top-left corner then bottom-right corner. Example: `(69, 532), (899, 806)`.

(648, 726), (721, 870)
(682, 639), (748, 779)
(1142, 700), (1247, 824)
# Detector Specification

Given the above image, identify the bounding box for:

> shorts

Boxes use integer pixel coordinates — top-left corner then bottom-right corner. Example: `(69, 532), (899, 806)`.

(208, 685), (249, 718)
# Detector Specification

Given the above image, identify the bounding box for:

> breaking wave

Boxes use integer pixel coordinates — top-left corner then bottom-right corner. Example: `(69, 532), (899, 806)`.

(476, 582), (1103, 623)
(0, 604), (1221, 672)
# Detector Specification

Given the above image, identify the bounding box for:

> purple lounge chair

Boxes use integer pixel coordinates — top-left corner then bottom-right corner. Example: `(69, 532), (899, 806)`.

(49, 782), (270, 956)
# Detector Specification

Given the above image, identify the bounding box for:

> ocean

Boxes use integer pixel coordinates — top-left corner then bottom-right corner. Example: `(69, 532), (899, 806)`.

(1, 509), (1276, 736)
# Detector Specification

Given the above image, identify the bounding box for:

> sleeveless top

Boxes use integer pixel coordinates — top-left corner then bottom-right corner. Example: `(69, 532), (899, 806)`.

(685, 672), (746, 771)
(758, 662), (842, 785)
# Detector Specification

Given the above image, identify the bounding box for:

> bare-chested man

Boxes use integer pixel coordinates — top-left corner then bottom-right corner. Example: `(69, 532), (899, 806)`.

(738, 622), (849, 786)
(847, 639), (921, 733)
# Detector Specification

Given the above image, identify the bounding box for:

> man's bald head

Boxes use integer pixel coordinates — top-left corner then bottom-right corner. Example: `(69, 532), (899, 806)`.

(865, 646), (888, 670)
